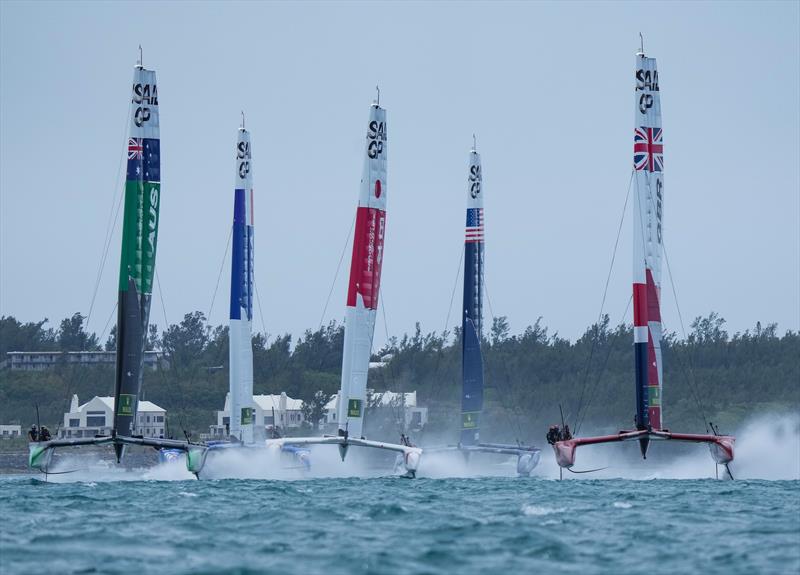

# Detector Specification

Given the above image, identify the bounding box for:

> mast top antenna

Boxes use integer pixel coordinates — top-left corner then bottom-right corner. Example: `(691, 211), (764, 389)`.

(375, 84), (380, 107)
(472, 133), (477, 152)
(137, 45), (142, 67)
(241, 110), (245, 130)
(638, 33), (644, 56)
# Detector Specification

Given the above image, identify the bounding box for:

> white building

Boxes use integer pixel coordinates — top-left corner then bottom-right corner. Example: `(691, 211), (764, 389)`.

(58, 395), (167, 439)
(6, 350), (163, 371)
(323, 390), (428, 431)
(208, 392), (305, 439)
(0, 424), (22, 439)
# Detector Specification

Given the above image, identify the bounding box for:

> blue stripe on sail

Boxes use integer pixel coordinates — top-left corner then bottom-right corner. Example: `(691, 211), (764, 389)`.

(460, 317), (484, 446)
(460, 238), (484, 445)
(126, 138), (160, 182)
(230, 189), (250, 321)
(634, 341), (649, 429)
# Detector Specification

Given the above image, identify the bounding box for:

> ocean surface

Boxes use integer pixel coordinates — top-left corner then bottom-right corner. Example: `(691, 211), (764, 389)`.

(1, 473), (798, 575)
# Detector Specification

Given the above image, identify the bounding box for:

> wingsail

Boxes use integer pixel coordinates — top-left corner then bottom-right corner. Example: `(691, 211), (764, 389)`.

(460, 148), (484, 446)
(632, 53), (664, 434)
(228, 122), (257, 444)
(337, 103), (388, 442)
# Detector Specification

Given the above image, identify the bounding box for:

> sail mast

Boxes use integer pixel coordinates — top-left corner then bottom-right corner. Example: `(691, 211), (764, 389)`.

(337, 96), (388, 442)
(113, 57), (161, 442)
(632, 45), (664, 434)
(229, 119), (255, 443)
(460, 141), (484, 446)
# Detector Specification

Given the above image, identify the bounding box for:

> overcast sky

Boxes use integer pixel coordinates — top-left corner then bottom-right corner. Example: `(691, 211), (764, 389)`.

(1, 1), (798, 349)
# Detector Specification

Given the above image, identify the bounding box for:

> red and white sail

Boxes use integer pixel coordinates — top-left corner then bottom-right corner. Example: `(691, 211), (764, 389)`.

(632, 50), (664, 430)
(337, 103), (387, 440)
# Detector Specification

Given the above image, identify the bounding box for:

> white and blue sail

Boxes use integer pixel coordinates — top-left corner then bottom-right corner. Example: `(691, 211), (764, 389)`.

(229, 123), (256, 444)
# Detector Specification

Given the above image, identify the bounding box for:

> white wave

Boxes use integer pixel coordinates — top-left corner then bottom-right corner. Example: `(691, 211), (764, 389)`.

(521, 504), (566, 516)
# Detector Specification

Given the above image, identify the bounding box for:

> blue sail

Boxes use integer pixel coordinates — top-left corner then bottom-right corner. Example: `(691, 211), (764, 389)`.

(460, 149), (484, 446)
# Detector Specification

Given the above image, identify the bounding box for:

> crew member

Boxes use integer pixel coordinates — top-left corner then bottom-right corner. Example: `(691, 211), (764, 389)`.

(28, 425), (38, 442)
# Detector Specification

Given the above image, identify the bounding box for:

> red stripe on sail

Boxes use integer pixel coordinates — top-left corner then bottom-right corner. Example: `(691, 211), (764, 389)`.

(346, 206), (386, 310)
(633, 283), (648, 327)
(646, 269), (661, 323)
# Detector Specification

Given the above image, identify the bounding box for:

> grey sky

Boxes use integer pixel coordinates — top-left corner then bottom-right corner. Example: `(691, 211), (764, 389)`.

(1, 1), (798, 350)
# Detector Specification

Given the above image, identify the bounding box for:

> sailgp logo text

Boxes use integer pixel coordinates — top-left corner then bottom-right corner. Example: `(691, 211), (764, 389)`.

(469, 164), (482, 199)
(132, 82), (158, 127)
(635, 68), (658, 114)
(367, 120), (386, 159)
(237, 140), (251, 179)
(147, 185), (159, 253)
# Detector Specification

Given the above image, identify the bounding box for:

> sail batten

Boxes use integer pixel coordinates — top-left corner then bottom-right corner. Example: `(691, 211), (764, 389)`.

(338, 104), (387, 440)
(229, 127), (255, 443)
(632, 52), (664, 431)
(460, 148), (484, 446)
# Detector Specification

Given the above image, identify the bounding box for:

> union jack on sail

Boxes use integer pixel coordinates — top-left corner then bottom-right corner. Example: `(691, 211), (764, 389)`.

(633, 127), (663, 172)
(128, 138), (143, 160)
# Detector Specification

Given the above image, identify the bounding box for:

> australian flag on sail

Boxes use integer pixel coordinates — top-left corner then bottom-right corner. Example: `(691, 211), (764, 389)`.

(465, 208), (484, 243)
(634, 127), (663, 172)
(126, 138), (161, 181)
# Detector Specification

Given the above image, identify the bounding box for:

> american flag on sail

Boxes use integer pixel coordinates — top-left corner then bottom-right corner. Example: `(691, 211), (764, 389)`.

(634, 127), (663, 172)
(465, 208), (484, 243)
(128, 138), (143, 160)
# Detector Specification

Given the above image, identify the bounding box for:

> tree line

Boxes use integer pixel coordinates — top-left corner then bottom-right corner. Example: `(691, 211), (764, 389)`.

(0, 312), (797, 443)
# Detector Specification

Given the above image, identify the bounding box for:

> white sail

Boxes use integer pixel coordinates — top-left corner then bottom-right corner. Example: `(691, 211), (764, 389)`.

(337, 103), (388, 440)
(229, 125), (256, 443)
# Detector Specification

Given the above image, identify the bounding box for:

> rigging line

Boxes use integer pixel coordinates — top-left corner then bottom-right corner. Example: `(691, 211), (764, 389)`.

(86, 99), (133, 332)
(319, 213), (356, 328)
(663, 317), (709, 432)
(635, 165), (711, 432)
(483, 278), (525, 443)
(97, 300), (119, 347)
(574, 293), (633, 436)
(253, 278), (268, 341)
(418, 246), (463, 444)
(155, 268), (169, 330)
(444, 247), (465, 337)
(153, 268), (195, 439)
(378, 288), (405, 436)
(207, 226), (233, 323)
(572, 170), (634, 430)
(428, 246), (464, 424)
(663, 243), (711, 430)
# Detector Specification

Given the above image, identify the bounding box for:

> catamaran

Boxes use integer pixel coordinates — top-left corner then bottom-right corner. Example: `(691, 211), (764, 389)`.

(265, 93), (422, 477)
(550, 44), (735, 477)
(28, 52), (206, 477)
(420, 142), (541, 476)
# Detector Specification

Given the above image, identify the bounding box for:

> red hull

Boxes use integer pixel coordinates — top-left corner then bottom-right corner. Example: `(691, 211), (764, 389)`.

(553, 429), (735, 468)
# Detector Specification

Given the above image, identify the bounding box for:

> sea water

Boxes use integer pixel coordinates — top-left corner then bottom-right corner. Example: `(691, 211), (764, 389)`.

(2, 414), (799, 574)
(1, 475), (798, 575)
